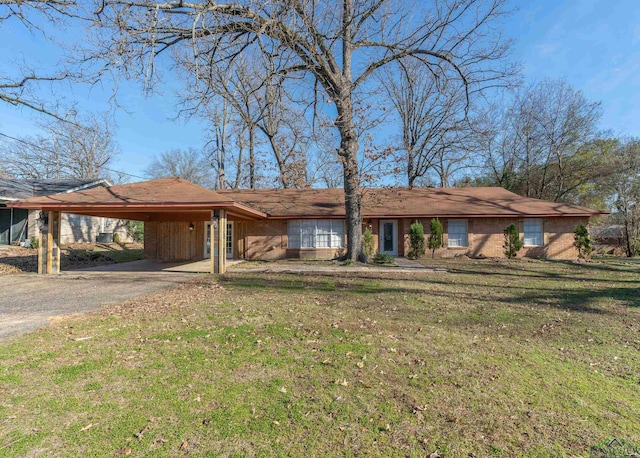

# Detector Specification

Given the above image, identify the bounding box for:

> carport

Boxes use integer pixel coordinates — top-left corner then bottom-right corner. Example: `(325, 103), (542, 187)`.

(8, 177), (267, 274)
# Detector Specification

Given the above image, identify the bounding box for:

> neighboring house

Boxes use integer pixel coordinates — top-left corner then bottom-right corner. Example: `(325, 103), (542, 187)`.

(9, 178), (607, 264)
(0, 178), (131, 245)
(591, 225), (625, 246)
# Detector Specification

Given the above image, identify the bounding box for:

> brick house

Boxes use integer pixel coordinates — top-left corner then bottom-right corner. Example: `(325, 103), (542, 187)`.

(220, 187), (603, 261)
(10, 177), (606, 273)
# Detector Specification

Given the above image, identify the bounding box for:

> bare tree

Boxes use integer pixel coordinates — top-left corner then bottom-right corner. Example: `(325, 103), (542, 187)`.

(478, 79), (609, 202)
(0, 0), (83, 121)
(200, 99), (234, 189)
(0, 165), (11, 178)
(179, 56), (259, 188)
(606, 139), (640, 257)
(256, 78), (314, 189)
(180, 52), (314, 189)
(2, 112), (118, 179)
(89, 0), (514, 260)
(145, 147), (215, 188)
(381, 60), (474, 187)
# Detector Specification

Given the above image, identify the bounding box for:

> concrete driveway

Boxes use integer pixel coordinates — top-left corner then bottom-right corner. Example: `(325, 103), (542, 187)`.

(0, 271), (196, 341)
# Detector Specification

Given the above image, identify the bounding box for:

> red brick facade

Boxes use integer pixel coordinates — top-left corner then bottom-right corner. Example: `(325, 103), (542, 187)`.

(235, 216), (587, 261)
(398, 216), (588, 260)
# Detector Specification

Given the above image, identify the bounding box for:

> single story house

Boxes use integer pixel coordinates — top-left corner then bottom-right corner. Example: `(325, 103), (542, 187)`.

(9, 177), (607, 274)
(0, 178), (130, 246)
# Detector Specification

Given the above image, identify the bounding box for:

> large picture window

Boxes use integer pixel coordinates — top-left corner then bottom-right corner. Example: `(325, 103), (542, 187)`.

(287, 219), (345, 249)
(447, 220), (468, 247)
(524, 219), (543, 246)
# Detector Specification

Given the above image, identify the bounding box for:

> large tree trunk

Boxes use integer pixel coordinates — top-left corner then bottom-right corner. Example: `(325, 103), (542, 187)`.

(407, 147), (416, 188)
(336, 97), (363, 262)
(336, 0), (364, 262)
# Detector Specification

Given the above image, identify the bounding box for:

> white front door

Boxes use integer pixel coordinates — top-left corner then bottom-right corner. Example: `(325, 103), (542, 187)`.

(204, 222), (212, 259)
(204, 221), (234, 259)
(226, 221), (234, 259)
(379, 219), (398, 256)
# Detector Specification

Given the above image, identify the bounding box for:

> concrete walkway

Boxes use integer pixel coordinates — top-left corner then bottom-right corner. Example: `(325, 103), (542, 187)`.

(76, 257), (441, 275)
(229, 258), (445, 274)
(77, 259), (244, 273)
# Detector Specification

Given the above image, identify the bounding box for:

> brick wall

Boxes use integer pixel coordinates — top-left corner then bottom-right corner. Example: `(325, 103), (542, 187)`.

(244, 220), (288, 260)
(242, 220), (346, 261)
(401, 216), (588, 260)
(240, 215), (588, 261)
(59, 214), (133, 244)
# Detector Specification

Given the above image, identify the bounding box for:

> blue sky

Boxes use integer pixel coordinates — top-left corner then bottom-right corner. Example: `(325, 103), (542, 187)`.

(1, 0), (639, 179)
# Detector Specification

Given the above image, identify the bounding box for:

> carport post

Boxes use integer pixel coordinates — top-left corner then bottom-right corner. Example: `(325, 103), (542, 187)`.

(210, 210), (227, 274)
(38, 211), (62, 274)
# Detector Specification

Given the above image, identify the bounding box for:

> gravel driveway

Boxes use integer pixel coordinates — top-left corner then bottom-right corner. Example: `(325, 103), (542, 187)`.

(0, 272), (195, 340)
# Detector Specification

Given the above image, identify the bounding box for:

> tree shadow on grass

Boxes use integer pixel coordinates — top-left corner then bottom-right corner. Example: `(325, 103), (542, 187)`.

(221, 272), (639, 313)
(0, 255), (37, 273)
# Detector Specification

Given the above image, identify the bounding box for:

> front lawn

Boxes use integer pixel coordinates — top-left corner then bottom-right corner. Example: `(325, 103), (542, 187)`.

(0, 258), (639, 456)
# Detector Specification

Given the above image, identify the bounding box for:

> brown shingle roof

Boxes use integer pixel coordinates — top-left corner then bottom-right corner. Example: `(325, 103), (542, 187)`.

(12, 177), (228, 207)
(9, 177), (267, 219)
(10, 177), (606, 220)
(220, 187), (606, 218)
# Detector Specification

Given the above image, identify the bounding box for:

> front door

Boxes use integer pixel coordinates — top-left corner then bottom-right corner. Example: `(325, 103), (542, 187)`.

(204, 221), (234, 259)
(379, 219), (398, 256)
(226, 221), (234, 259)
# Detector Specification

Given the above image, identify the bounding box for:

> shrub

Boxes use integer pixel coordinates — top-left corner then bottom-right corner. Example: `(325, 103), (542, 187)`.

(126, 221), (144, 243)
(573, 224), (592, 259)
(362, 227), (375, 258)
(29, 236), (39, 250)
(503, 224), (523, 259)
(428, 218), (444, 258)
(372, 252), (394, 264)
(112, 232), (121, 244)
(408, 221), (426, 259)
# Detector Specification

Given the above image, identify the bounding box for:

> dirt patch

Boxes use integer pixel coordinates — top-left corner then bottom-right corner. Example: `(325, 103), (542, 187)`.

(0, 243), (144, 275)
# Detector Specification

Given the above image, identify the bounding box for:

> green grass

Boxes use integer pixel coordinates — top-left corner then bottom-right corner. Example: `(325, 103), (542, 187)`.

(0, 258), (639, 456)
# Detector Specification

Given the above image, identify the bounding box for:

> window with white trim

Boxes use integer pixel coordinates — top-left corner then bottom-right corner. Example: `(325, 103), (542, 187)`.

(448, 220), (468, 247)
(287, 219), (345, 249)
(524, 219), (543, 246)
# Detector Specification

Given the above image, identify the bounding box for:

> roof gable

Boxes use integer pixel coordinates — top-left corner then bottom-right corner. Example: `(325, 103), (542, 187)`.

(0, 178), (109, 201)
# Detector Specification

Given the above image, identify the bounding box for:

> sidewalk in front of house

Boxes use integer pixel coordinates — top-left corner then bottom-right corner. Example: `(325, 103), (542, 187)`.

(229, 257), (446, 274)
(74, 257), (445, 274)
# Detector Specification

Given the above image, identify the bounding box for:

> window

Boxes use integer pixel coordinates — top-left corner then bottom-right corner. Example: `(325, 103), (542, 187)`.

(288, 219), (345, 249)
(524, 219), (543, 246)
(448, 220), (468, 247)
(287, 221), (301, 249)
